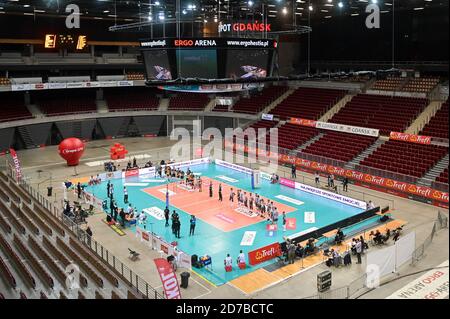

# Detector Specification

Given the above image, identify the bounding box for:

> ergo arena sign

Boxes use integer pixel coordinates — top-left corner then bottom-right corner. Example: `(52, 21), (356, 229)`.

(219, 22), (272, 33)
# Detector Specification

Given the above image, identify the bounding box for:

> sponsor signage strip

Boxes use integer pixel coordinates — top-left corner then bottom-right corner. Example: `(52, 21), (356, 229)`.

(154, 258), (182, 299)
(390, 132), (432, 145)
(140, 37), (275, 49)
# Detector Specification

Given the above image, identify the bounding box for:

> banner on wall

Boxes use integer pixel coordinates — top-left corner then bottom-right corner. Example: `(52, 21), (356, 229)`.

(289, 117), (379, 137)
(230, 142), (449, 205)
(389, 132), (432, 145)
(154, 258), (182, 299)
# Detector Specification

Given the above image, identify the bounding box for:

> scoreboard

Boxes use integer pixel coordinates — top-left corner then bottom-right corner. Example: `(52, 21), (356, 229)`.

(44, 34), (88, 51)
(140, 38), (277, 82)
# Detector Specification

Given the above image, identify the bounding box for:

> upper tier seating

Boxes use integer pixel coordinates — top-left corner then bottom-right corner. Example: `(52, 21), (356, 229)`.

(244, 119), (278, 141)
(105, 87), (159, 111)
(35, 89), (97, 116)
(168, 93), (210, 110)
(371, 77), (403, 91)
(436, 168), (448, 184)
(360, 140), (448, 178)
(330, 94), (428, 136)
(270, 87), (346, 120)
(0, 92), (33, 122)
(231, 86), (288, 114)
(302, 131), (377, 162)
(402, 77), (439, 93)
(420, 99), (449, 139)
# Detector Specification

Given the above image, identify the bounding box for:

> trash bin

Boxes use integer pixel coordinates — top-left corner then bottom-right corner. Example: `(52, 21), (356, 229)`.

(47, 186), (53, 197)
(180, 272), (190, 289)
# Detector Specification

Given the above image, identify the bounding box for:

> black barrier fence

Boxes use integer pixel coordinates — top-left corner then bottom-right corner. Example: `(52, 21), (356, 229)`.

(280, 206), (382, 251)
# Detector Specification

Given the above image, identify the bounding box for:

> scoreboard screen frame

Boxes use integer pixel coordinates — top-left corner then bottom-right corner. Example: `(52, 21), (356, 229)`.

(140, 38), (277, 81)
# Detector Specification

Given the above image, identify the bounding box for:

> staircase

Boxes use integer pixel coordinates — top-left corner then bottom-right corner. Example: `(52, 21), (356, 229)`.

(158, 98), (169, 111)
(417, 153), (449, 187)
(116, 118), (131, 137)
(17, 126), (35, 149)
(405, 100), (443, 135)
(318, 94), (354, 122)
(96, 99), (108, 114)
(295, 132), (325, 152)
(259, 88), (296, 115)
(345, 137), (387, 169)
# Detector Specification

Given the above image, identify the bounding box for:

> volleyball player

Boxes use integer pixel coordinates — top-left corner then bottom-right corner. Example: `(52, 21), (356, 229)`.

(218, 183), (223, 201)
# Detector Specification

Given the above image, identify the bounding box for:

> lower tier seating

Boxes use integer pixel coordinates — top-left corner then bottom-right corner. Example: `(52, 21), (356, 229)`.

(302, 131), (377, 162)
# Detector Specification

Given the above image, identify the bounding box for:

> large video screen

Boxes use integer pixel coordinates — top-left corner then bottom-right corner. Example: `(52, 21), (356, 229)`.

(176, 49), (217, 78)
(142, 50), (172, 80)
(226, 49), (269, 79)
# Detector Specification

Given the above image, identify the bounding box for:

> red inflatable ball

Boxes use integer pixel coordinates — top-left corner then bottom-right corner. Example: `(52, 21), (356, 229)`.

(58, 138), (85, 166)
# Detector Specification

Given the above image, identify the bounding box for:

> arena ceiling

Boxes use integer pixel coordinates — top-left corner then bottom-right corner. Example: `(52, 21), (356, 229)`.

(0, 0), (447, 24)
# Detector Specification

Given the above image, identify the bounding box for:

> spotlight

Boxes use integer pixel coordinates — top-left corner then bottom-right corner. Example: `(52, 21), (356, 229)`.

(282, 7), (288, 14)
(155, 1), (160, 5)
(338, 2), (343, 8)
(248, 0), (254, 7)
(371, 0), (377, 3)
(309, 5), (313, 11)
(182, 9), (187, 14)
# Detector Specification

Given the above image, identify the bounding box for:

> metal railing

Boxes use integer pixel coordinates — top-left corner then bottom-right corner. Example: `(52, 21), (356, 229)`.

(301, 211), (448, 299)
(411, 211), (448, 265)
(6, 166), (165, 299)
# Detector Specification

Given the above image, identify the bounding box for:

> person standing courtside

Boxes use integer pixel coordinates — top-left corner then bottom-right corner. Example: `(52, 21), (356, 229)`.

(209, 181), (213, 198)
(164, 206), (170, 227)
(291, 164), (297, 179)
(77, 182), (82, 199)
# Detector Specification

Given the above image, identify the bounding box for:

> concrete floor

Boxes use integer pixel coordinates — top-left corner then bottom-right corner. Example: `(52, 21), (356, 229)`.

(10, 136), (449, 299)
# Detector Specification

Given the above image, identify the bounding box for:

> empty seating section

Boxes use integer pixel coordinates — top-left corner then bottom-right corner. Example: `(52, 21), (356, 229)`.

(105, 87), (159, 111)
(302, 131), (377, 162)
(403, 77), (439, 93)
(0, 92), (33, 122)
(126, 72), (145, 81)
(420, 99), (449, 139)
(436, 169), (448, 184)
(231, 86), (288, 114)
(372, 77), (403, 91)
(330, 94), (428, 135)
(275, 123), (319, 150)
(360, 140), (448, 178)
(168, 93), (210, 110)
(35, 89), (97, 116)
(212, 104), (230, 112)
(245, 119), (278, 141)
(270, 87), (346, 119)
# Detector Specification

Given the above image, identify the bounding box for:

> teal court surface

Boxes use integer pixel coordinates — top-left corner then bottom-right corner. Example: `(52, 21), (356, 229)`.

(84, 161), (371, 286)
